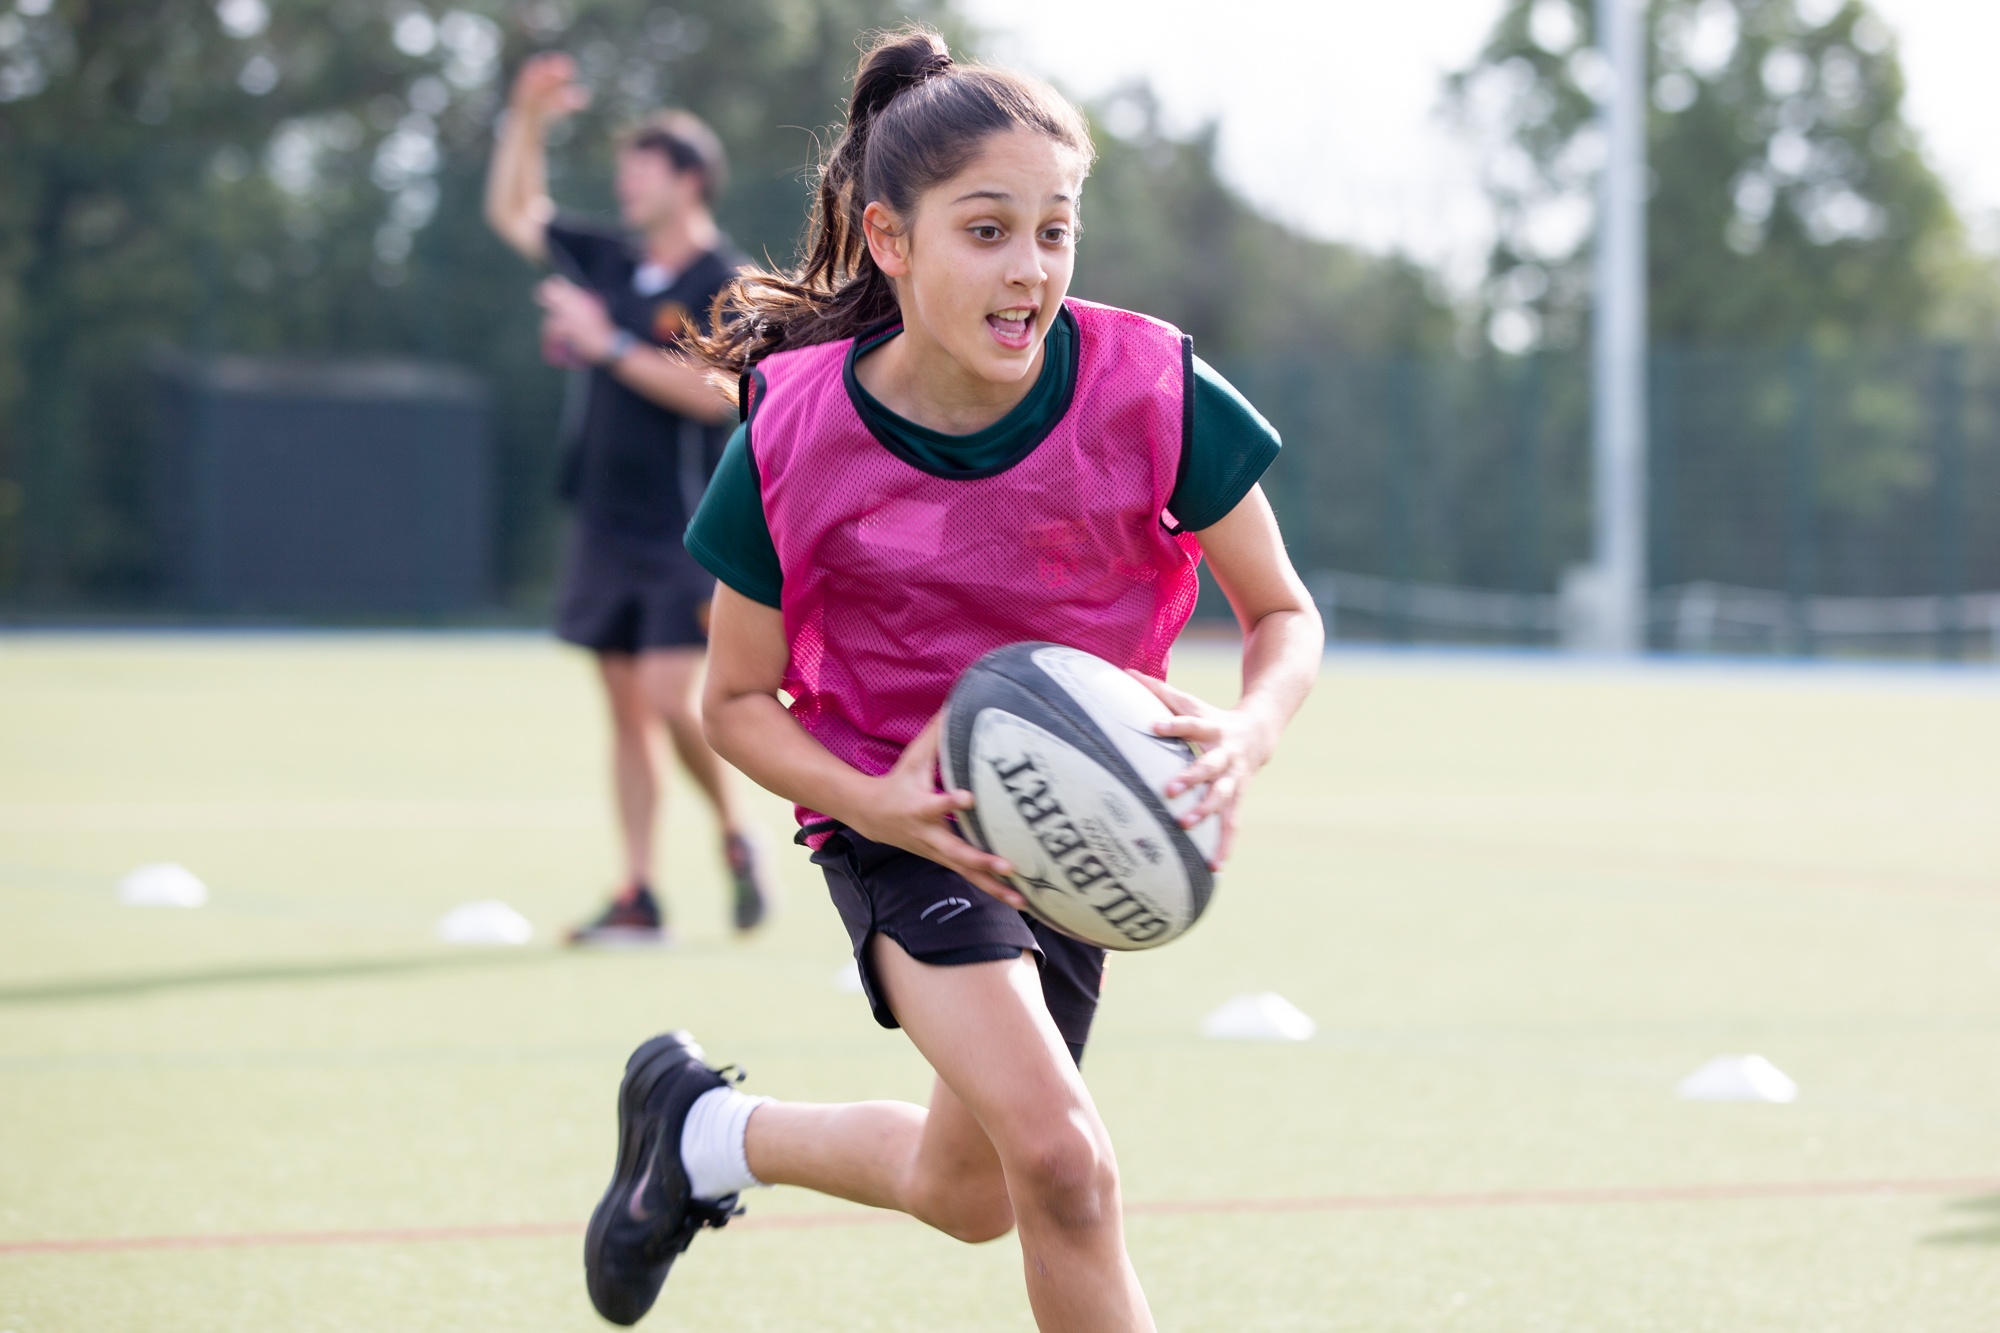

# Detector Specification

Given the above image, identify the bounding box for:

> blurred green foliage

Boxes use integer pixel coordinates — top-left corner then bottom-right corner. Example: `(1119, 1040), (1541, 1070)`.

(7, 0), (1983, 613)
(1450, 0), (1991, 350)
(0, 0), (1445, 608)
(1070, 87), (1453, 364)
(1399, 0), (2000, 618)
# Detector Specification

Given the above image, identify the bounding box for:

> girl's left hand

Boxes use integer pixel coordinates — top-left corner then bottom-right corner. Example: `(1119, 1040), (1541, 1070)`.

(1126, 671), (1275, 870)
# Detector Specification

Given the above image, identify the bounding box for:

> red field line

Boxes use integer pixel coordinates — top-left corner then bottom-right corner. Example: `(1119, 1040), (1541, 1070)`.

(1124, 1175), (2000, 1216)
(0, 1222), (582, 1256)
(6, 1175), (1996, 1257)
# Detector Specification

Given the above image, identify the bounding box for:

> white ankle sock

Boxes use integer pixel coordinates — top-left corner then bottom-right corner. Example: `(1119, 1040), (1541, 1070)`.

(680, 1086), (771, 1202)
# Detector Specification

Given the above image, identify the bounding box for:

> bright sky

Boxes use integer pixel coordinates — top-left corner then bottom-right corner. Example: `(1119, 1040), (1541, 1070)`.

(962, 0), (2000, 280)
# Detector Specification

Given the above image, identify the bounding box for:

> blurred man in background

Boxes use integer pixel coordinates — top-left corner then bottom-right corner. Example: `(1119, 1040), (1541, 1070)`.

(485, 53), (768, 945)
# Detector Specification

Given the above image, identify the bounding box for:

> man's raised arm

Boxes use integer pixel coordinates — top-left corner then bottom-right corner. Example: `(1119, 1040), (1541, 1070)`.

(484, 53), (588, 264)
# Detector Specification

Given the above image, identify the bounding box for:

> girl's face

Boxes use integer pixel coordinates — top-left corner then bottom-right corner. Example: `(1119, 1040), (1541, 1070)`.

(866, 127), (1084, 385)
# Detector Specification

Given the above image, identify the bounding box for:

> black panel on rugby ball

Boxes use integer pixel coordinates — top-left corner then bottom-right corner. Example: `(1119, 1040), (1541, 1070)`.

(943, 642), (1214, 922)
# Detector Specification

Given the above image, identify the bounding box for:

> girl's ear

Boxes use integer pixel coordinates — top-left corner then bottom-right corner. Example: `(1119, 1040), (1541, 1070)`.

(861, 201), (912, 279)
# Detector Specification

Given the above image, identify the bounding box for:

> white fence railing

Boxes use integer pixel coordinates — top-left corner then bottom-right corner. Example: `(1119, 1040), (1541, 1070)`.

(1308, 570), (1561, 635)
(1307, 569), (2000, 656)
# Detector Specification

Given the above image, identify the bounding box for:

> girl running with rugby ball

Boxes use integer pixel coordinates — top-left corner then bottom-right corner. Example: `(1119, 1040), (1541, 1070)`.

(583, 28), (1323, 1331)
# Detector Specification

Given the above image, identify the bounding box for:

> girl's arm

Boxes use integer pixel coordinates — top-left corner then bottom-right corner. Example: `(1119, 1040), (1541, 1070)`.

(1131, 483), (1324, 866)
(702, 585), (1023, 904)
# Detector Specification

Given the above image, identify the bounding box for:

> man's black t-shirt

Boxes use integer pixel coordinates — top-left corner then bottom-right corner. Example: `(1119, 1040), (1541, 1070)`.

(545, 216), (746, 544)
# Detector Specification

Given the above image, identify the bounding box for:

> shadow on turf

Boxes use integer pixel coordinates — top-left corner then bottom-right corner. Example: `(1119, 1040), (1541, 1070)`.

(1923, 1194), (2000, 1246)
(0, 949), (556, 1007)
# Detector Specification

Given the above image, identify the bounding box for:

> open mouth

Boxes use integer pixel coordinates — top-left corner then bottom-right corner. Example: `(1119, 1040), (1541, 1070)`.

(986, 307), (1036, 351)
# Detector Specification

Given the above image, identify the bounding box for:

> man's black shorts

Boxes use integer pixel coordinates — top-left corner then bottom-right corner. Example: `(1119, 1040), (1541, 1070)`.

(554, 524), (715, 655)
(812, 830), (1106, 1065)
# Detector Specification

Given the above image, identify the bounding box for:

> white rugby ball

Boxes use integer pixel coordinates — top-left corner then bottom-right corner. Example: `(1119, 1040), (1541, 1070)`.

(940, 643), (1219, 951)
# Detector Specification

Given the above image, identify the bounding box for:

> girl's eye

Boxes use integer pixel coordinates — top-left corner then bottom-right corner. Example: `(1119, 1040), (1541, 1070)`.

(971, 225), (1002, 241)
(1042, 227), (1071, 245)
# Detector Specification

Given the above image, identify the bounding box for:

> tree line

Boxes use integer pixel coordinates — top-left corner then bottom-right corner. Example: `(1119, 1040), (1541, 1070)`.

(0, 0), (1989, 608)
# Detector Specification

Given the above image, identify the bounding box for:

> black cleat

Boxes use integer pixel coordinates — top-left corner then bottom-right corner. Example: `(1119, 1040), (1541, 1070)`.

(584, 1031), (741, 1325)
(724, 834), (772, 934)
(568, 884), (674, 949)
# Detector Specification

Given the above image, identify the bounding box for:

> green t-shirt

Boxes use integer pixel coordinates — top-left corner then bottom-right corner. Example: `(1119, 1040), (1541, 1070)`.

(685, 306), (1280, 608)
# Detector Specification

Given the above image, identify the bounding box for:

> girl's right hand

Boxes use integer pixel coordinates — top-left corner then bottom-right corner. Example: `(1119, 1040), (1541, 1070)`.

(847, 713), (1026, 908)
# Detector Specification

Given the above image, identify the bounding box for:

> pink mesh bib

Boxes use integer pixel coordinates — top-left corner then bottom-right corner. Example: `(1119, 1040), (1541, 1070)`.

(749, 299), (1203, 835)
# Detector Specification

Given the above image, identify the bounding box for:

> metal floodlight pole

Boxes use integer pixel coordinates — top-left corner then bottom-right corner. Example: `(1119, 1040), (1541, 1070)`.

(1591, 0), (1649, 652)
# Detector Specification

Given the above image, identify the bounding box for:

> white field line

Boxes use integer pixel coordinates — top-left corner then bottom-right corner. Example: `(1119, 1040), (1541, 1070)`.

(0, 798), (604, 833)
(1246, 812), (2000, 897)
(1244, 790), (1998, 827)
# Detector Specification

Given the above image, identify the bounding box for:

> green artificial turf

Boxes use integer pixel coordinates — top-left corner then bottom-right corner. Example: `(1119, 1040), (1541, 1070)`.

(2, 635), (1997, 1331)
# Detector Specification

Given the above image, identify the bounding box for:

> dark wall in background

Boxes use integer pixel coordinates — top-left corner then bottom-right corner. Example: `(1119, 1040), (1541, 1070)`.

(151, 357), (492, 615)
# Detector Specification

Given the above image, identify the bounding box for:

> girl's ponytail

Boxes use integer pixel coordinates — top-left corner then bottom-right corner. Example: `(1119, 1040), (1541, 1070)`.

(848, 27), (954, 128)
(693, 27), (1092, 385)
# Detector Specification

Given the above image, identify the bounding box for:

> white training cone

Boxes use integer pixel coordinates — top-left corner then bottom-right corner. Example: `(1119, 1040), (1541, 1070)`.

(117, 863), (209, 908)
(1201, 993), (1317, 1042)
(435, 900), (533, 946)
(1676, 1054), (1798, 1104)
(833, 960), (865, 994)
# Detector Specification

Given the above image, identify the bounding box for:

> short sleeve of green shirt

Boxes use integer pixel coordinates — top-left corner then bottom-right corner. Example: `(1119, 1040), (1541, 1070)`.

(683, 423), (782, 607)
(1173, 356), (1282, 530)
(683, 352), (1280, 608)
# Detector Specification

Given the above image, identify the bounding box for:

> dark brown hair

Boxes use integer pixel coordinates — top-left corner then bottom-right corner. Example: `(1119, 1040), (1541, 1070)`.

(692, 27), (1094, 382)
(617, 109), (728, 203)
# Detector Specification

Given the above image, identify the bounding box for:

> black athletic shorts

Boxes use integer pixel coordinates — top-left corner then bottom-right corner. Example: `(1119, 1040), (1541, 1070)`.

(812, 830), (1106, 1066)
(554, 524), (714, 655)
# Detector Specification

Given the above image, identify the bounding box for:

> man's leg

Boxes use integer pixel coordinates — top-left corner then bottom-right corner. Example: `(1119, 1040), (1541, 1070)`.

(638, 646), (771, 930)
(744, 941), (1153, 1333)
(636, 648), (745, 835)
(597, 653), (662, 893)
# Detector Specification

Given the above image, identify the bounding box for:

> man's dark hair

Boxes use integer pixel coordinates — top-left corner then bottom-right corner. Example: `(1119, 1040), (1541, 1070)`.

(618, 109), (728, 203)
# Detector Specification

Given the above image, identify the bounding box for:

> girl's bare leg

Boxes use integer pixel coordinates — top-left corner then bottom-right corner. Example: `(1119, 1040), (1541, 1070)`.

(743, 940), (1153, 1333)
(745, 1075), (1013, 1243)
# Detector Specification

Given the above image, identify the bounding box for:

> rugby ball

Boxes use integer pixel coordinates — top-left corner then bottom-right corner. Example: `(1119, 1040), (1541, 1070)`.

(940, 643), (1219, 951)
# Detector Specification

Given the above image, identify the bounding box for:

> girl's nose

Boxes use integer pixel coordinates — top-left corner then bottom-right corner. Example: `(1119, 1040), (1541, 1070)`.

(1006, 238), (1045, 287)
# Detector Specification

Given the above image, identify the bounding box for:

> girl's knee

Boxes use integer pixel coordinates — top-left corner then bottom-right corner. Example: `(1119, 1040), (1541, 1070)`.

(1006, 1123), (1118, 1233)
